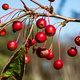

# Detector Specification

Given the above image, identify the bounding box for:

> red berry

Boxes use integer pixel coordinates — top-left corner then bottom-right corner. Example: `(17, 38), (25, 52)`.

(48, 0), (55, 2)
(53, 60), (63, 70)
(45, 25), (56, 36)
(28, 38), (36, 46)
(0, 28), (6, 36)
(25, 55), (30, 63)
(47, 51), (54, 60)
(36, 47), (45, 58)
(36, 18), (47, 29)
(35, 32), (46, 43)
(41, 49), (50, 58)
(75, 36), (80, 46)
(67, 47), (77, 57)
(12, 21), (23, 31)
(25, 42), (30, 48)
(36, 47), (50, 58)
(7, 40), (17, 51)
(2, 4), (9, 10)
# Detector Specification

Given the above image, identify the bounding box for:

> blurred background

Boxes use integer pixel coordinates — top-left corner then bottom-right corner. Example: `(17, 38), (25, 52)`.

(0, 0), (80, 80)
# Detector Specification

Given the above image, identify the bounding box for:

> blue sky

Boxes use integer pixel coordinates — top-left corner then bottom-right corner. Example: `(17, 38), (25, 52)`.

(0, 0), (80, 42)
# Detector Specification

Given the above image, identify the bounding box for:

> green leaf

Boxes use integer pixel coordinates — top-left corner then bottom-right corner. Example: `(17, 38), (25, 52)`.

(1, 48), (25, 80)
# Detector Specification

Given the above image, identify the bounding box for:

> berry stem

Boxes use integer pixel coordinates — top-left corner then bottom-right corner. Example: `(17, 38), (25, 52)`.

(5, 10), (23, 29)
(23, 19), (35, 48)
(49, 35), (54, 51)
(30, 7), (41, 11)
(10, 10), (23, 20)
(0, 9), (19, 25)
(15, 18), (27, 43)
(9, 7), (24, 11)
(53, 22), (61, 26)
(1, 13), (13, 25)
(22, 20), (29, 44)
(56, 24), (61, 30)
(58, 27), (62, 60)
(0, 9), (17, 19)
(43, 36), (48, 48)
(48, 11), (50, 25)
(42, 6), (47, 19)
(16, 30), (22, 43)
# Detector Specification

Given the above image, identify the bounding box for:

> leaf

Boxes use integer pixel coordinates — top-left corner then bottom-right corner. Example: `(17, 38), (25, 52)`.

(1, 48), (25, 80)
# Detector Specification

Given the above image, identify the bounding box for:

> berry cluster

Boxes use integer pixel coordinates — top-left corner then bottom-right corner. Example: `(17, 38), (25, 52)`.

(67, 35), (80, 57)
(0, 2), (63, 69)
(1, 0), (80, 71)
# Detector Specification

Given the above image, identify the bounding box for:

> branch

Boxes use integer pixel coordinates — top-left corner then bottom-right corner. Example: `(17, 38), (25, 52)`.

(31, 0), (45, 9)
(31, 0), (54, 14)
(20, 0), (30, 11)
(0, 0), (80, 29)
(37, 12), (80, 22)
(30, 0), (80, 22)
(0, 11), (32, 28)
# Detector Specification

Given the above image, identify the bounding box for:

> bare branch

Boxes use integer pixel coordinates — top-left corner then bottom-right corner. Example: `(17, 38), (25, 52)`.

(20, 0), (30, 11)
(0, 0), (80, 29)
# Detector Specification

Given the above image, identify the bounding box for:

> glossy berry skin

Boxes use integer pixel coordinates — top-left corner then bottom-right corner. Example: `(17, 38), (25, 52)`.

(25, 55), (30, 63)
(36, 47), (45, 58)
(75, 36), (80, 46)
(7, 41), (17, 51)
(28, 38), (36, 46)
(2, 4), (9, 10)
(47, 51), (54, 60)
(48, 0), (55, 2)
(0, 28), (6, 36)
(67, 47), (77, 57)
(12, 21), (23, 31)
(53, 60), (63, 70)
(41, 49), (50, 58)
(45, 25), (56, 36)
(35, 32), (46, 43)
(36, 18), (47, 29)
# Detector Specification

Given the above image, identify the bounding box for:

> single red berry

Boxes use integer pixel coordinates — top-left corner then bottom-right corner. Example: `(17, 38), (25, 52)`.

(28, 38), (36, 46)
(47, 51), (54, 60)
(36, 18), (47, 29)
(41, 49), (50, 58)
(25, 55), (30, 63)
(53, 60), (63, 70)
(48, 0), (55, 2)
(25, 42), (30, 48)
(7, 40), (17, 51)
(67, 47), (77, 57)
(12, 21), (23, 31)
(75, 36), (80, 46)
(36, 47), (45, 58)
(2, 4), (9, 10)
(0, 28), (6, 36)
(35, 32), (46, 43)
(45, 25), (56, 36)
